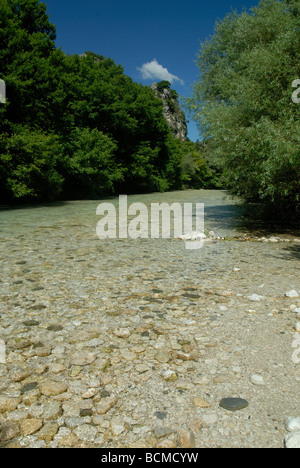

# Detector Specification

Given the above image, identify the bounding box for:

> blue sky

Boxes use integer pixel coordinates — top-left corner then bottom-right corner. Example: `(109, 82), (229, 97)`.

(45, 0), (260, 141)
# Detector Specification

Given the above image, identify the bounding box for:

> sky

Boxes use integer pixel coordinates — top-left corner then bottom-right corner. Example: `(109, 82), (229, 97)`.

(45, 0), (260, 141)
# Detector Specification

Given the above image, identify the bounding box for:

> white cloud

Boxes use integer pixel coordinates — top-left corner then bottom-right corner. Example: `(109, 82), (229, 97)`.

(138, 59), (184, 86)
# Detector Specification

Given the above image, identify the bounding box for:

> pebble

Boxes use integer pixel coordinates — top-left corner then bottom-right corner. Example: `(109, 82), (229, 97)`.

(219, 398), (249, 412)
(113, 328), (131, 338)
(153, 427), (175, 439)
(96, 397), (118, 415)
(39, 381), (68, 397)
(285, 290), (299, 298)
(70, 352), (96, 367)
(37, 423), (59, 443)
(294, 323), (300, 332)
(177, 429), (196, 448)
(285, 432), (300, 449)
(193, 397), (211, 408)
(285, 417), (300, 432)
(250, 375), (265, 386)
(20, 419), (43, 436)
(110, 418), (125, 436)
(248, 294), (263, 302)
(73, 424), (98, 442)
(161, 369), (178, 382)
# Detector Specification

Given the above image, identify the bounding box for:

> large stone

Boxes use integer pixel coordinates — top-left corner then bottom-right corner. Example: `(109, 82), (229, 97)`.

(39, 380), (68, 396)
(250, 375), (265, 386)
(36, 423), (59, 442)
(153, 427), (175, 439)
(20, 419), (43, 436)
(219, 398), (249, 412)
(286, 290), (299, 299)
(70, 351), (96, 366)
(161, 369), (177, 382)
(285, 417), (300, 432)
(0, 423), (20, 442)
(177, 429), (196, 448)
(193, 397), (211, 408)
(110, 418), (125, 436)
(73, 424), (97, 442)
(42, 401), (62, 420)
(154, 350), (171, 363)
(285, 432), (300, 448)
(0, 397), (19, 413)
(96, 397), (118, 415)
(9, 367), (31, 382)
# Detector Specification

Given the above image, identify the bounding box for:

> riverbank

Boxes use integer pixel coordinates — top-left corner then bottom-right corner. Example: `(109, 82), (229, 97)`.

(0, 191), (299, 448)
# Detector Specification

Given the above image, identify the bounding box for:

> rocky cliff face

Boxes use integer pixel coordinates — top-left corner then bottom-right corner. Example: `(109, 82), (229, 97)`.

(151, 82), (187, 141)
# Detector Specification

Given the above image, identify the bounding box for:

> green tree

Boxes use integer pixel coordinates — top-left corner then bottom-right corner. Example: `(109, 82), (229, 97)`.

(0, 128), (64, 200)
(62, 128), (122, 198)
(0, 1), (185, 202)
(187, 0), (300, 215)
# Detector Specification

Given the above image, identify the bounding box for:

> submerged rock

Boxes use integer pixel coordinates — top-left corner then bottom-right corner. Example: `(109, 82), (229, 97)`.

(219, 398), (249, 412)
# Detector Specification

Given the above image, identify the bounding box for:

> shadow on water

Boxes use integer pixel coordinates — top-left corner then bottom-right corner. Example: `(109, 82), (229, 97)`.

(0, 194), (119, 213)
(281, 244), (300, 261)
(203, 195), (300, 237)
(0, 201), (68, 212)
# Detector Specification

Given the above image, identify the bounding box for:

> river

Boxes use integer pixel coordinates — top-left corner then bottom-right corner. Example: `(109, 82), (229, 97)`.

(0, 190), (300, 448)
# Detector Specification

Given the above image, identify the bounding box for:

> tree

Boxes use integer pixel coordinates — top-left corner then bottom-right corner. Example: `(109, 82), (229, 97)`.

(187, 0), (300, 216)
(0, 0), (186, 202)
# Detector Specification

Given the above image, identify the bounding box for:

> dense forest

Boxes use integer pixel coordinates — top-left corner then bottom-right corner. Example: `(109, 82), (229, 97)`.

(0, 0), (220, 203)
(187, 0), (300, 218)
(1, 0), (299, 219)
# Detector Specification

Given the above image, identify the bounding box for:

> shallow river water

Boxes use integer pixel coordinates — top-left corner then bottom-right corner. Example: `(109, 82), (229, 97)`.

(0, 190), (300, 448)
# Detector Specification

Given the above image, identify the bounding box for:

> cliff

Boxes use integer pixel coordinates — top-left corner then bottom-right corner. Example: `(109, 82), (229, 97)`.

(150, 82), (187, 141)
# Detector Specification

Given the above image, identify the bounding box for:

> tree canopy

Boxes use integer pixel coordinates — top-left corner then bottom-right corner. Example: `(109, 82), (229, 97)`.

(187, 0), (300, 217)
(0, 0), (222, 202)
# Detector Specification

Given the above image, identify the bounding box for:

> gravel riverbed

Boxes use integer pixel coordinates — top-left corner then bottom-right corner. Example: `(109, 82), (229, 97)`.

(0, 191), (300, 448)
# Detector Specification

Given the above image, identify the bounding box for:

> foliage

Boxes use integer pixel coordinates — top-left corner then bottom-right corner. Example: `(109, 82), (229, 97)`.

(156, 81), (172, 93)
(187, 0), (300, 216)
(176, 139), (224, 189)
(0, 127), (64, 200)
(1, 0), (207, 202)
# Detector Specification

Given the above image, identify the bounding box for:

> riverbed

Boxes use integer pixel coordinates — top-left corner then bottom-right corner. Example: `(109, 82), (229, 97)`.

(0, 190), (300, 448)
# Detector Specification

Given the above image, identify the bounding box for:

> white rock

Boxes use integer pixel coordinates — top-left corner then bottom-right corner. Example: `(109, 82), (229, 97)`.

(250, 375), (265, 386)
(286, 417), (300, 432)
(285, 290), (299, 299)
(110, 418), (125, 436)
(294, 323), (300, 332)
(248, 294), (263, 302)
(285, 431), (300, 448)
(269, 237), (280, 243)
(113, 328), (131, 338)
(180, 231), (206, 241)
(202, 414), (218, 425)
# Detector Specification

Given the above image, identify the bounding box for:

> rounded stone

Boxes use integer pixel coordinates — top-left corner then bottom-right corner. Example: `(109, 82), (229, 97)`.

(285, 417), (300, 432)
(285, 431), (300, 448)
(219, 398), (249, 412)
(250, 375), (265, 386)
(39, 380), (68, 396)
(73, 424), (97, 442)
(70, 352), (96, 366)
(20, 418), (43, 436)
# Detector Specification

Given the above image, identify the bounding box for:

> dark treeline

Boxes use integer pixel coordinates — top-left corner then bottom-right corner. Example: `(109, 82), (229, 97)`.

(0, 0), (221, 203)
